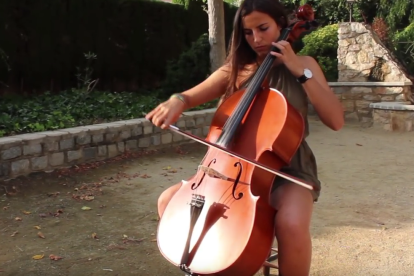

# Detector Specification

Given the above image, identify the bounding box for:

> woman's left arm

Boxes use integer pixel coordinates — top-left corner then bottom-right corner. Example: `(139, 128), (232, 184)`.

(271, 41), (344, 131)
(297, 55), (344, 131)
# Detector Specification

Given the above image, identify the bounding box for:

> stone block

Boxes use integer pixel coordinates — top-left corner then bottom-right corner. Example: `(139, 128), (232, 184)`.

(151, 135), (161, 146)
(355, 100), (372, 109)
(67, 149), (82, 162)
(161, 133), (173, 144)
(44, 139), (59, 152)
(106, 122), (127, 133)
(60, 138), (74, 150)
(186, 119), (196, 128)
(60, 127), (89, 135)
(126, 140), (138, 150)
(35, 130), (69, 137)
(139, 137), (151, 148)
(176, 120), (186, 128)
(83, 147), (97, 160)
(108, 144), (118, 158)
(0, 162), (10, 177)
(120, 130), (131, 140)
(23, 144), (42, 155)
(202, 126), (210, 136)
(1, 146), (22, 160)
(31, 156), (48, 170)
(92, 134), (104, 143)
(86, 125), (109, 134)
(76, 134), (91, 145)
(131, 126), (143, 136)
(205, 114), (214, 124)
(123, 119), (144, 127)
(154, 127), (162, 133)
(15, 133), (43, 140)
(118, 142), (125, 153)
(0, 137), (23, 149)
(50, 152), (64, 166)
(143, 125), (153, 134)
(11, 159), (30, 175)
(341, 100), (355, 113)
(98, 145), (107, 157)
(195, 117), (205, 126)
(362, 94), (380, 101)
(173, 133), (183, 142)
(191, 128), (202, 137)
(105, 133), (116, 142)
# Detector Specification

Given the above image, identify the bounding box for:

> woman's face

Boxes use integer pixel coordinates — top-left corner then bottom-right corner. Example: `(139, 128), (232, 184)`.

(242, 11), (281, 59)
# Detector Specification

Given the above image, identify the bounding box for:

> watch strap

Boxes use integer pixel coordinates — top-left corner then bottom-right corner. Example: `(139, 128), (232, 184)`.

(297, 75), (309, 84)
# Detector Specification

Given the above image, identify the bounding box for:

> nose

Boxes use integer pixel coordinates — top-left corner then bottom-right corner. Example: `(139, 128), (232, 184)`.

(253, 31), (262, 44)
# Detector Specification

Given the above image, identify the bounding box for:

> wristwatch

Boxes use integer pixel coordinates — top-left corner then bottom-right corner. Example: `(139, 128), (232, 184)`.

(297, 68), (313, 84)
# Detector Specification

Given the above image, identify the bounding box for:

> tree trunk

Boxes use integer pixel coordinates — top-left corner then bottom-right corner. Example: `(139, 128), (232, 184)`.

(207, 0), (226, 72)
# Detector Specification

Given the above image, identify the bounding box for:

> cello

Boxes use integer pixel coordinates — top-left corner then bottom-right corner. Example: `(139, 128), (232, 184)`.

(156, 4), (319, 276)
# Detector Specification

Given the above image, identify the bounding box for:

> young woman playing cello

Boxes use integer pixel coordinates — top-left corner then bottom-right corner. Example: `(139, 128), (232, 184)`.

(146, 0), (343, 275)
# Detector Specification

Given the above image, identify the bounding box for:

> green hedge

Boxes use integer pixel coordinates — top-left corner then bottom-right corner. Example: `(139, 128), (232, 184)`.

(298, 24), (339, 81)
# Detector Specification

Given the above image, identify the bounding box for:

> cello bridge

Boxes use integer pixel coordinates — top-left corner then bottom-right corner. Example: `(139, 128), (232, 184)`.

(190, 194), (205, 209)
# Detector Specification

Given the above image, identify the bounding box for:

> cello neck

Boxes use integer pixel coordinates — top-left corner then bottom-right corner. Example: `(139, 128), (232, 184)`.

(216, 27), (292, 148)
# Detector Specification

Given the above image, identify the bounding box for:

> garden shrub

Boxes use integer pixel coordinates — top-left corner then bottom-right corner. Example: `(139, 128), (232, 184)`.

(159, 33), (211, 99)
(298, 24), (339, 81)
(0, 89), (160, 137)
(391, 22), (414, 76)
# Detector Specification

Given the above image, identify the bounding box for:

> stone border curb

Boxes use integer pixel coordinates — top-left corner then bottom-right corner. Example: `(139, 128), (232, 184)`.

(0, 108), (217, 181)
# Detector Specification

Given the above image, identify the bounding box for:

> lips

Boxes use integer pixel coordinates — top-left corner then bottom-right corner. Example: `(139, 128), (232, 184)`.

(255, 46), (268, 51)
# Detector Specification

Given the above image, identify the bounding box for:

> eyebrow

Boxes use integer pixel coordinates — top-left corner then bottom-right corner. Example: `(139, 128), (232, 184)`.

(243, 23), (268, 31)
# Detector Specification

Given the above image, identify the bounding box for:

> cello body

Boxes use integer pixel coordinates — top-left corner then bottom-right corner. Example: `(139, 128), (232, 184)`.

(157, 87), (304, 275)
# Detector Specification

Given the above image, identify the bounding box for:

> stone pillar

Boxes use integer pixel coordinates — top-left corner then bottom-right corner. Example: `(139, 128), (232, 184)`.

(334, 23), (412, 124)
(337, 22), (410, 84)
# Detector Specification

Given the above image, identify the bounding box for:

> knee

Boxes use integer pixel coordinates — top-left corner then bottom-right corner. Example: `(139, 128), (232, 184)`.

(157, 184), (180, 218)
(275, 212), (311, 240)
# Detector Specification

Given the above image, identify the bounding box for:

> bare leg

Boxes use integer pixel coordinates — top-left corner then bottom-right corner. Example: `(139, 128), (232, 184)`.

(270, 183), (314, 276)
(157, 183), (181, 218)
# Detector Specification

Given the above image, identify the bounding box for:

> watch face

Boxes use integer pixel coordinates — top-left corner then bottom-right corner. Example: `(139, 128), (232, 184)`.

(304, 68), (312, 78)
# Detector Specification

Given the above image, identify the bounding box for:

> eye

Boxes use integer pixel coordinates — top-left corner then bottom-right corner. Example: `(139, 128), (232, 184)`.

(244, 30), (252, 35)
(260, 27), (268, 31)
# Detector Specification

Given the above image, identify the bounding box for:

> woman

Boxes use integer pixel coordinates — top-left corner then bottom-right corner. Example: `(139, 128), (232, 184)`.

(146, 0), (344, 275)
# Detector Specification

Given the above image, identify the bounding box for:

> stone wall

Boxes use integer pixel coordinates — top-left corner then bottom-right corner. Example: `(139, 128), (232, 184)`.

(0, 109), (216, 181)
(334, 22), (413, 123)
(370, 102), (414, 131)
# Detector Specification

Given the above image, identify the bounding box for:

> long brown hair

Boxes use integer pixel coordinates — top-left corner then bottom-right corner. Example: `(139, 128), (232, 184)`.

(223, 0), (289, 98)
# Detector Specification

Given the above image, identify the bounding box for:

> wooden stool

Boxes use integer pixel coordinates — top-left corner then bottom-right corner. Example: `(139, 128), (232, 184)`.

(262, 246), (279, 276)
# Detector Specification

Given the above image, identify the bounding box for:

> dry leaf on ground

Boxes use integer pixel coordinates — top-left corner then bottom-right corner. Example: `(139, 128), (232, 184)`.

(32, 254), (44, 260)
(49, 254), (63, 261)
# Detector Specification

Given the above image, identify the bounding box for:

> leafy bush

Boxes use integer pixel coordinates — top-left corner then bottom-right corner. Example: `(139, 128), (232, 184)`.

(0, 89), (160, 137)
(160, 33), (211, 98)
(298, 24), (339, 81)
(391, 22), (414, 76)
(0, 87), (218, 137)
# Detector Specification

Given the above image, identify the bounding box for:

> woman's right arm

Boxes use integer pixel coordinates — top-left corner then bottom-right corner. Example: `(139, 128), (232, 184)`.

(145, 65), (230, 129)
